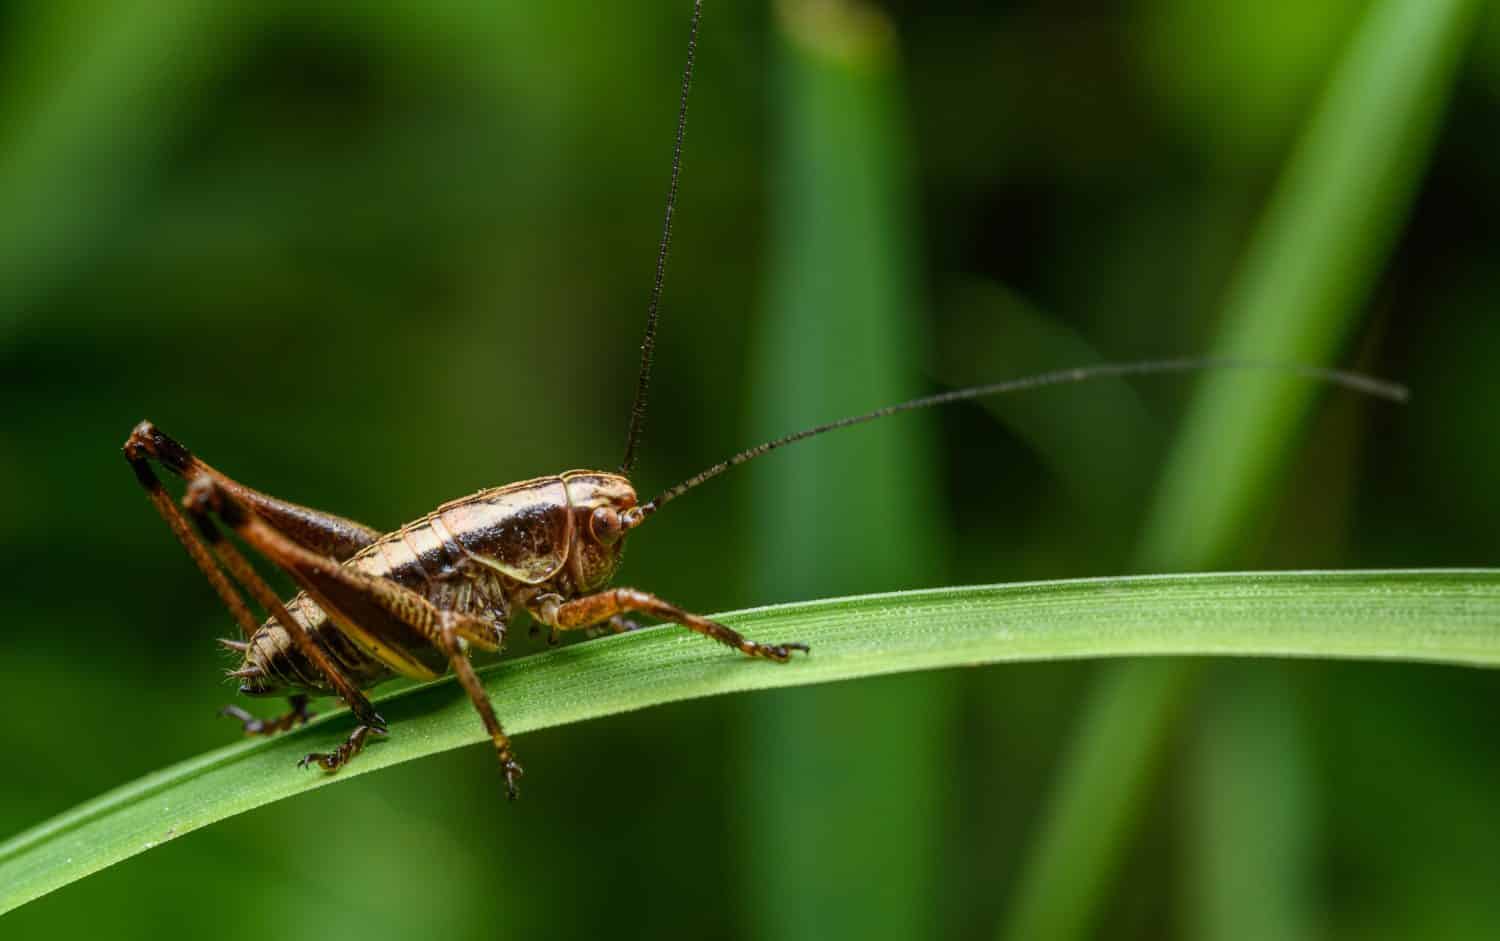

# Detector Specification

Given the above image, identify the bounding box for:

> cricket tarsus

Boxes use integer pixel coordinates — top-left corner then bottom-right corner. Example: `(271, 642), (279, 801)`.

(620, 0), (703, 475)
(298, 725), (385, 772)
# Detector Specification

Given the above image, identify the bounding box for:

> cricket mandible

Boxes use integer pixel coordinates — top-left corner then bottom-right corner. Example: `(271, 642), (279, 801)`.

(122, 1), (1407, 800)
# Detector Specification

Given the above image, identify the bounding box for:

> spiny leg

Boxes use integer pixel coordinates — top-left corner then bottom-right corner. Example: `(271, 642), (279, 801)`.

(125, 420), (381, 562)
(124, 433), (262, 641)
(182, 479), (387, 773)
(128, 435), (380, 763)
(530, 588), (809, 662)
(221, 693), (315, 736)
(126, 422), (412, 772)
(440, 612), (523, 800)
(124, 418), (383, 651)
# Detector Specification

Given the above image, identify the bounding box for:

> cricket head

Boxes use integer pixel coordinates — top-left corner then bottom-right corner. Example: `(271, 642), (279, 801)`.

(562, 471), (645, 591)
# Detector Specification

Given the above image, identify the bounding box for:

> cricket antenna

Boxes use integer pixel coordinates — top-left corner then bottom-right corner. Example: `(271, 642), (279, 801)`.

(621, 0), (703, 475)
(621, 356), (1408, 525)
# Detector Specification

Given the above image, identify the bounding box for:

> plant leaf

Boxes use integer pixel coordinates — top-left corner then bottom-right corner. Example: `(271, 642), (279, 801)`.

(2, 569), (1498, 916)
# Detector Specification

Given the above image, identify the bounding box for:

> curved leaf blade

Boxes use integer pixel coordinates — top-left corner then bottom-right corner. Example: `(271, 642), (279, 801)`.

(2, 569), (1497, 916)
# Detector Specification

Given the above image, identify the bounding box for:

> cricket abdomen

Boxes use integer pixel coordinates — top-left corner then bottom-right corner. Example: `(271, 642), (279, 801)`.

(237, 519), (513, 695)
(240, 596), (393, 695)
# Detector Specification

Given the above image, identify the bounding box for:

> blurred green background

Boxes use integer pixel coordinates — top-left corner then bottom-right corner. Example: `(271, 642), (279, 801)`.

(2, 0), (1499, 938)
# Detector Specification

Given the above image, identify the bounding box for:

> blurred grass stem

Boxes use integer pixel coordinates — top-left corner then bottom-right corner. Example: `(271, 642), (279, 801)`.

(1000, 0), (1485, 938)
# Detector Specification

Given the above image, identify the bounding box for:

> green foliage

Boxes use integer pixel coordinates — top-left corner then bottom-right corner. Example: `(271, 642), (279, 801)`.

(1005, 0), (1485, 937)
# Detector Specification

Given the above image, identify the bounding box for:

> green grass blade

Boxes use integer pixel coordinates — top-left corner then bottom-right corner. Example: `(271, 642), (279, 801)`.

(1002, 0), (1484, 936)
(1187, 667), (1320, 941)
(1138, 0), (1484, 569)
(1001, 659), (1202, 940)
(2, 570), (1497, 917)
(745, 2), (949, 937)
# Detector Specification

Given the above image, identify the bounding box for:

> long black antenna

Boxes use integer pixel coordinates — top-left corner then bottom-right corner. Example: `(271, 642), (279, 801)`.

(620, 0), (703, 475)
(624, 357), (1407, 522)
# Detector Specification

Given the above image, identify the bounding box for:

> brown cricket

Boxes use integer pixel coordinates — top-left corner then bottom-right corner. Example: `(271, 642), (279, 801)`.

(123, 1), (1408, 799)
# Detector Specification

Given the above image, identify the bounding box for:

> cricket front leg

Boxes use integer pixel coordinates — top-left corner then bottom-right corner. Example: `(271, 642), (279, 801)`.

(530, 588), (809, 662)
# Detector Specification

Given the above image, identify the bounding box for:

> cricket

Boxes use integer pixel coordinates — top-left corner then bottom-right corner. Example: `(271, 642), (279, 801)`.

(122, 1), (1407, 801)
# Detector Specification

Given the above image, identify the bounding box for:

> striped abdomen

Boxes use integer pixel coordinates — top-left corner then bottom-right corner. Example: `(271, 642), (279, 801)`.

(238, 512), (517, 695)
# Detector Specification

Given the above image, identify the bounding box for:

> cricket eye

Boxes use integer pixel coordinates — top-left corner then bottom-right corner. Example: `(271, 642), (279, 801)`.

(591, 506), (624, 544)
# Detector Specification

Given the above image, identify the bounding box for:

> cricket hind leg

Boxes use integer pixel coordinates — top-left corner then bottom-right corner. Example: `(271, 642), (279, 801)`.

(124, 428), (263, 641)
(123, 420), (383, 641)
(530, 588), (809, 662)
(126, 421), (396, 767)
(124, 420), (381, 562)
(179, 479), (389, 766)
